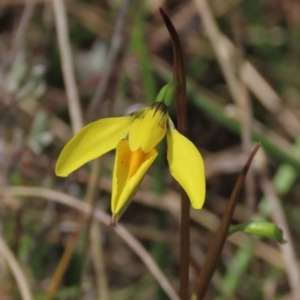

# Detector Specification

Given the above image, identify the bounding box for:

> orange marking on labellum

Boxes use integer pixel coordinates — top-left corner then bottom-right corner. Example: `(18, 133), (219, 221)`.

(127, 148), (145, 179)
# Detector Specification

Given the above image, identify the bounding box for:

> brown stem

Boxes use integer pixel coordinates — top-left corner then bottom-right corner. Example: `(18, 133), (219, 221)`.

(160, 8), (189, 300)
(159, 8), (187, 133)
(192, 144), (260, 300)
(45, 159), (101, 300)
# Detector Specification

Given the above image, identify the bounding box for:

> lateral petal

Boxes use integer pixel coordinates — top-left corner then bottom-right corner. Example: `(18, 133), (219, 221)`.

(56, 116), (133, 176)
(111, 139), (157, 223)
(166, 121), (206, 209)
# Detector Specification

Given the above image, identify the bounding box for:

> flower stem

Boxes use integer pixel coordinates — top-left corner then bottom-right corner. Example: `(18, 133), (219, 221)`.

(160, 8), (189, 300)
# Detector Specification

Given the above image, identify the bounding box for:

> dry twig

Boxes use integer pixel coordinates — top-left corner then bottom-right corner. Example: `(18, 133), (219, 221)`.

(260, 176), (300, 297)
(194, 0), (255, 211)
(52, 0), (83, 133)
(90, 222), (109, 300)
(1, 186), (179, 300)
(0, 234), (33, 300)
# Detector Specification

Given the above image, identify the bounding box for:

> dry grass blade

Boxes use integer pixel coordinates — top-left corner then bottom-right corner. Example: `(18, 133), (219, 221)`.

(45, 159), (101, 299)
(49, 1), (94, 296)
(193, 0), (254, 210)
(1, 186), (179, 300)
(0, 234), (33, 300)
(240, 61), (300, 138)
(90, 222), (109, 300)
(52, 0), (83, 133)
(96, 176), (286, 270)
(193, 0), (300, 139)
(260, 176), (300, 297)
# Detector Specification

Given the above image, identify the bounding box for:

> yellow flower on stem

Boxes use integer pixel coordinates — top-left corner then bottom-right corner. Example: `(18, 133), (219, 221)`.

(56, 97), (205, 225)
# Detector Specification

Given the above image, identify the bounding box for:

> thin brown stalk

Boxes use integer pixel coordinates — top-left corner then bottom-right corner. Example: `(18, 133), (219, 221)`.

(1, 186), (179, 300)
(160, 8), (189, 299)
(149, 3), (197, 52)
(49, 1), (100, 297)
(52, 0), (83, 133)
(91, 222), (109, 300)
(0, 234), (33, 300)
(45, 215), (82, 300)
(192, 144), (260, 300)
(45, 159), (101, 300)
(159, 9), (187, 129)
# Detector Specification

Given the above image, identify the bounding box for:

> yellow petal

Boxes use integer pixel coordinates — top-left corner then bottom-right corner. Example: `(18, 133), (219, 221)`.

(166, 120), (206, 209)
(129, 102), (168, 153)
(56, 116), (133, 176)
(111, 139), (157, 223)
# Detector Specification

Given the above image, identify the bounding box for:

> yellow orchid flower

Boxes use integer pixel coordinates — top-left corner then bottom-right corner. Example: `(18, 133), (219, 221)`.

(56, 100), (205, 224)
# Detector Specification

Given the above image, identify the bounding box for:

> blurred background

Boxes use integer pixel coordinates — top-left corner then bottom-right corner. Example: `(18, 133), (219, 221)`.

(1, 0), (300, 299)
